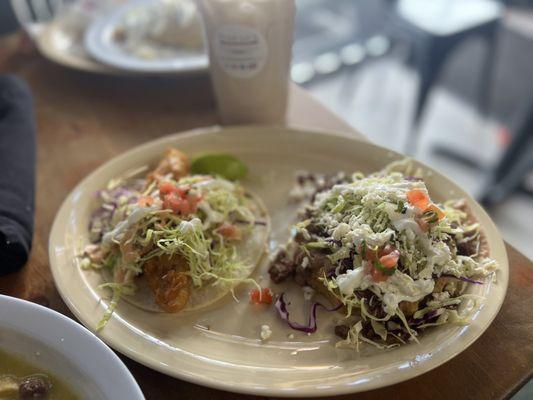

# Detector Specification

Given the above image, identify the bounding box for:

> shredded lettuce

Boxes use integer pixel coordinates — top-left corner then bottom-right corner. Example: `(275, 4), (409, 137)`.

(96, 282), (136, 331)
(86, 173), (260, 329)
(294, 160), (498, 349)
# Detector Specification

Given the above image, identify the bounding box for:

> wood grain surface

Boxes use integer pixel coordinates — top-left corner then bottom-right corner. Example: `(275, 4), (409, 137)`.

(1, 33), (532, 400)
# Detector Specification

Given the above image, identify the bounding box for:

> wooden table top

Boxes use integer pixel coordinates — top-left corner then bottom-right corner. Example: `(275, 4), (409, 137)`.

(1, 33), (532, 400)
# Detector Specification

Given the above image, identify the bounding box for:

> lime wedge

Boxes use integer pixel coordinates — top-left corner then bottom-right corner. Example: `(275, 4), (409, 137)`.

(190, 153), (248, 181)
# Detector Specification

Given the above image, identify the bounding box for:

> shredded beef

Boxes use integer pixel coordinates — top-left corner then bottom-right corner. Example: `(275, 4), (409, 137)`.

(457, 239), (479, 257)
(334, 324), (350, 339)
(268, 250), (296, 283)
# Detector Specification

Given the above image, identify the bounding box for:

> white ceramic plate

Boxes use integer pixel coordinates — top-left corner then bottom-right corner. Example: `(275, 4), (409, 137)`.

(49, 126), (508, 397)
(84, 0), (208, 73)
(0, 295), (144, 400)
(34, 20), (122, 75)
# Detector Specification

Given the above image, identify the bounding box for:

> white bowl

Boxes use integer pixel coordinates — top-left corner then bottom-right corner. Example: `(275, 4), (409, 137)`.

(0, 294), (145, 400)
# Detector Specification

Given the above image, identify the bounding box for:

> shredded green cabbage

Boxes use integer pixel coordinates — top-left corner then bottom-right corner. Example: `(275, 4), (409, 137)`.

(292, 160), (498, 349)
(86, 173), (261, 329)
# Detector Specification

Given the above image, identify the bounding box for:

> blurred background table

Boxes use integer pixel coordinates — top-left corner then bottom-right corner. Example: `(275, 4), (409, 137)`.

(0, 32), (533, 400)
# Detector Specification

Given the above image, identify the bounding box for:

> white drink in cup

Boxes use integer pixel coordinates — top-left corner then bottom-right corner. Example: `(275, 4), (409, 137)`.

(197, 0), (295, 125)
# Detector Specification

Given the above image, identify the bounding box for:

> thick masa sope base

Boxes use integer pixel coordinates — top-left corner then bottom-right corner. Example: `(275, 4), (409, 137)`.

(49, 126), (508, 397)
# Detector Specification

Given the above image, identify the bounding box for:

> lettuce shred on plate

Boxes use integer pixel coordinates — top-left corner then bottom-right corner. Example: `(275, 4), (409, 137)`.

(269, 160), (498, 349)
(81, 149), (262, 330)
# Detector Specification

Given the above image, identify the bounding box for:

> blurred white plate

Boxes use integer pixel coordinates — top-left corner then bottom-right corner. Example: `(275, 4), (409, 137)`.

(36, 20), (123, 75)
(84, 0), (208, 73)
(0, 295), (144, 400)
(49, 126), (508, 397)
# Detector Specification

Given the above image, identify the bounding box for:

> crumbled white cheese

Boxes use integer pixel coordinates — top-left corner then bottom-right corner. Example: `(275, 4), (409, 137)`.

(260, 325), (272, 341)
(289, 183), (316, 202)
(289, 185), (306, 201)
(332, 222), (350, 240)
(301, 256), (309, 269)
(287, 333), (294, 340)
(343, 225), (394, 248)
(335, 267), (365, 295)
(317, 210), (339, 229)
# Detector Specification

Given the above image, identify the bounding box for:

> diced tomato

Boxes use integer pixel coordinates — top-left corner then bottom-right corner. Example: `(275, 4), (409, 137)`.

(250, 288), (273, 304)
(178, 199), (194, 215)
(359, 242), (378, 261)
(424, 204), (445, 221)
(138, 195), (154, 207)
(216, 222), (240, 239)
(160, 183), (199, 215)
(366, 247), (378, 261)
(379, 250), (400, 268)
(159, 181), (176, 196)
(162, 192), (183, 213)
(406, 189), (430, 211)
(159, 182), (189, 197)
(379, 244), (395, 257)
(177, 185), (190, 197)
(371, 267), (388, 283)
(360, 244), (400, 283)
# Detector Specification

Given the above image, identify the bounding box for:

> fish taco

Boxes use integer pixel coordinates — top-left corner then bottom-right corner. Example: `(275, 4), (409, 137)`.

(82, 149), (269, 329)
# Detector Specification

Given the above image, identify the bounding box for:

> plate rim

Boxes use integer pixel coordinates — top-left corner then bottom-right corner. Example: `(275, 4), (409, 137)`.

(35, 20), (127, 75)
(83, 0), (208, 74)
(48, 125), (509, 397)
(35, 18), (207, 76)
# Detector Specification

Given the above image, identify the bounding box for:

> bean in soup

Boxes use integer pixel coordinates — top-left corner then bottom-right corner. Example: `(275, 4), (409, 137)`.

(0, 349), (79, 400)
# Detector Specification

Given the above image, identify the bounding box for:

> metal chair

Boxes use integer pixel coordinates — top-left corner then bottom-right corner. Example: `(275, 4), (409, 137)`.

(9, 0), (67, 38)
(386, 0), (503, 153)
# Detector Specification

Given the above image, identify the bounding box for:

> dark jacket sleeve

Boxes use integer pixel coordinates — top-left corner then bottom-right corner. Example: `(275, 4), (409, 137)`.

(0, 75), (36, 275)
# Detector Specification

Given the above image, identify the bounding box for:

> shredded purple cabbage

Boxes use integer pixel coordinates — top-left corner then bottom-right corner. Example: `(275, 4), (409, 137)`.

(326, 269), (337, 279)
(274, 292), (341, 333)
(441, 274), (483, 285)
(408, 309), (440, 327)
(88, 185), (141, 243)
